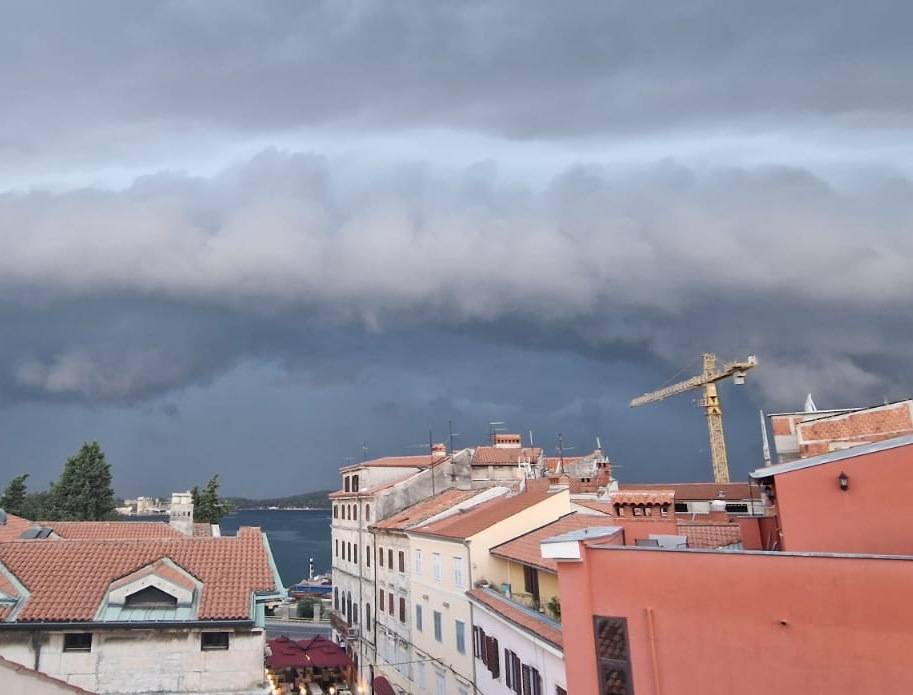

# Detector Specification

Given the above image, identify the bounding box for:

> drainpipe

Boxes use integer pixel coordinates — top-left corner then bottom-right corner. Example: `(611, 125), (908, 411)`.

(31, 630), (44, 671)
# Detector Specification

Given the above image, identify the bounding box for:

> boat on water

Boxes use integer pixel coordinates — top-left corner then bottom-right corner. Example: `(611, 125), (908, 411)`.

(288, 558), (332, 599)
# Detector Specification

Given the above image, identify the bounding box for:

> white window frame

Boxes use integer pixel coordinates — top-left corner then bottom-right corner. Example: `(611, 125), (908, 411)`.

(453, 556), (464, 588)
(433, 610), (443, 642)
(455, 619), (466, 654)
(432, 553), (442, 582)
(415, 548), (423, 575)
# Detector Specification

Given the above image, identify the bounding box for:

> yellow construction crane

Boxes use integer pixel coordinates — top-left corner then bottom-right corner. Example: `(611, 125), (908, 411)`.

(630, 353), (758, 483)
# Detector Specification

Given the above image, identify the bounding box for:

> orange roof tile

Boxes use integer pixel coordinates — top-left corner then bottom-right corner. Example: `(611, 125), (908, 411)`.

(109, 558), (198, 592)
(472, 447), (542, 465)
(0, 526), (275, 622)
(491, 513), (620, 572)
(573, 500), (614, 515)
(607, 490), (675, 505)
(40, 521), (184, 540)
(0, 513), (41, 542)
(619, 482), (760, 500)
(412, 487), (553, 539)
(678, 522), (742, 549)
(371, 489), (489, 531)
(468, 588), (562, 648)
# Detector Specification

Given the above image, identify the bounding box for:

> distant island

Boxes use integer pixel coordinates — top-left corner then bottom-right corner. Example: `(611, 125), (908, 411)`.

(223, 490), (332, 511)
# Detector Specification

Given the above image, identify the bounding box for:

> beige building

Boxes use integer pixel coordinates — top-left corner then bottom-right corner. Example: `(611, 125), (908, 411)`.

(405, 482), (570, 695)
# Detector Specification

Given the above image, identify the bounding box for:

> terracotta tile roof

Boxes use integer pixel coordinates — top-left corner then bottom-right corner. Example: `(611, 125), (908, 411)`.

(109, 558), (198, 592)
(468, 588), (562, 648)
(678, 522), (742, 549)
(193, 523), (214, 537)
(472, 447), (542, 465)
(0, 654), (96, 694)
(340, 455), (441, 472)
(0, 513), (41, 542)
(0, 526), (275, 622)
(543, 456), (584, 472)
(619, 482), (760, 500)
(607, 490), (675, 506)
(371, 489), (489, 531)
(491, 513), (618, 572)
(40, 520), (184, 540)
(412, 487), (554, 539)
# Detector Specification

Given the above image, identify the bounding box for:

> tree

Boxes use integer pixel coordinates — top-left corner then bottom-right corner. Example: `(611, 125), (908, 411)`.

(192, 474), (227, 524)
(47, 441), (116, 521)
(0, 474), (29, 516)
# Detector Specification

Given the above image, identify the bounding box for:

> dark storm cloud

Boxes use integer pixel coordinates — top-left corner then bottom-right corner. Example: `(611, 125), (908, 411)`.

(2, 150), (913, 410)
(1, 0), (912, 169)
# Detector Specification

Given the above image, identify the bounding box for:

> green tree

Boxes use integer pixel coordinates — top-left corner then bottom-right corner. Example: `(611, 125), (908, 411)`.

(192, 474), (227, 524)
(0, 474), (29, 516)
(47, 441), (116, 521)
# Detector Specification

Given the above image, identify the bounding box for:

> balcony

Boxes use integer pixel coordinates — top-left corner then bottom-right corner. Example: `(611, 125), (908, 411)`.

(330, 611), (360, 640)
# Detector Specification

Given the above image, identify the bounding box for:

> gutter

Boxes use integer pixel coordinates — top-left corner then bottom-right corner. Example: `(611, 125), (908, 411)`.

(0, 619), (256, 631)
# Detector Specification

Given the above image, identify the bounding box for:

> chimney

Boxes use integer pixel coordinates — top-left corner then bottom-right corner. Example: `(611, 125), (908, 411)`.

(169, 491), (194, 536)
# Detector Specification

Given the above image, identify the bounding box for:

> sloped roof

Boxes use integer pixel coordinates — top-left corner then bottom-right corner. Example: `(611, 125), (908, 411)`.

(678, 522), (742, 549)
(40, 520), (184, 540)
(412, 484), (553, 540)
(0, 526), (275, 622)
(468, 588), (562, 648)
(619, 482), (759, 500)
(491, 513), (619, 572)
(0, 513), (42, 542)
(0, 654), (96, 693)
(573, 500), (614, 515)
(340, 455), (441, 472)
(371, 489), (489, 531)
(328, 471), (420, 499)
(472, 447), (542, 465)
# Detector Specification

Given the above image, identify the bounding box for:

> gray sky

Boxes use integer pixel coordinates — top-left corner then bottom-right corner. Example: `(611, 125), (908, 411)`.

(2, 1), (912, 497)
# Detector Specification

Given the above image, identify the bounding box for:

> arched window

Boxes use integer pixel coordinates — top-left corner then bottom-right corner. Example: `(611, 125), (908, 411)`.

(365, 504), (371, 521)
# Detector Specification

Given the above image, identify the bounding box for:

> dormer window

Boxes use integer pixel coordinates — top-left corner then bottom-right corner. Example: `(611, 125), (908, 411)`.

(125, 585), (179, 608)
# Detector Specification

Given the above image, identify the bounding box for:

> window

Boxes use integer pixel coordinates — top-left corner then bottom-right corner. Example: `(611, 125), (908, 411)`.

(333, 504), (338, 518)
(399, 597), (406, 623)
(505, 649), (522, 694)
(435, 670), (446, 695)
(125, 585), (178, 608)
(366, 603), (372, 630)
(453, 557), (464, 588)
(365, 503), (371, 520)
(388, 548), (393, 569)
(415, 604), (423, 632)
(415, 549), (423, 575)
(201, 632), (230, 650)
(523, 565), (540, 606)
(417, 661), (426, 690)
(344, 477), (350, 492)
(388, 591), (394, 615)
(455, 620), (466, 654)
(353, 504), (357, 521)
(352, 474), (359, 492)
(366, 545), (371, 567)
(398, 550), (405, 573)
(63, 633), (92, 652)
(379, 546), (385, 567)
(335, 539), (339, 557)
(433, 610), (443, 642)
(355, 543), (360, 565)
(433, 553), (442, 581)
(522, 665), (543, 695)
(458, 687), (470, 695)
(334, 588), (339, 610)
(594, 616), (633, 695)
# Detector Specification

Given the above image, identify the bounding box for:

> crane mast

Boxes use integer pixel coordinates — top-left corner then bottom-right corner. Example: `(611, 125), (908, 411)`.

(630, 353), (758, 483)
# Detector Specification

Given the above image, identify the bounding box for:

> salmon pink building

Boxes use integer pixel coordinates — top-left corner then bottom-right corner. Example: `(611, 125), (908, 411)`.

(550, 434), (913, 695)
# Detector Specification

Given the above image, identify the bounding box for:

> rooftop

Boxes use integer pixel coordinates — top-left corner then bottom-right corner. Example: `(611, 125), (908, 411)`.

(491, 513), (625, 572)
(677, 522), (742, 549)
(411, 482), (554, 539)
(467, 587), (563, 649)
(751, 433), (913, 479)
(472, 447), (542, 466)
(0, 526), (276, 622)
(371, 488), (490, 531)
(38, 520), (185, 540)
(619, 482), (760, 500)
(340, 454), (444, 473)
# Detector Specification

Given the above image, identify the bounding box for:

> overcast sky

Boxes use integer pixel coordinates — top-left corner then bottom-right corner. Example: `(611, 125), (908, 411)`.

(2, 1), (912, 498)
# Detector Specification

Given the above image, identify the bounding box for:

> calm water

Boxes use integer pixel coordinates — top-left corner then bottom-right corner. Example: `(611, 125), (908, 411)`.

(221, 509), (332, 588)
(129, 509), (332, 589)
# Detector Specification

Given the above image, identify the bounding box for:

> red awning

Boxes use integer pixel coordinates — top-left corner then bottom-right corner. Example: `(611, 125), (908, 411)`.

(267, 636), (354, 669)
(373, 676), (395, 695)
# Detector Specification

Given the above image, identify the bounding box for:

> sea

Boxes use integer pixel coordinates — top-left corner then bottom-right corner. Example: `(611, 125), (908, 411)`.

(130, 509), (332, 589)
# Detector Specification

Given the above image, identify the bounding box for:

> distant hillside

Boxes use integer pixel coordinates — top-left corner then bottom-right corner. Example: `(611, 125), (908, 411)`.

(224, 490), (332, 510)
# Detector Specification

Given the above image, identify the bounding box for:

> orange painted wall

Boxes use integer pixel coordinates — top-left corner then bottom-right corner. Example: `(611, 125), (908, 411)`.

(773, 441), (913, 554)
(559, 545), (913, 695)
